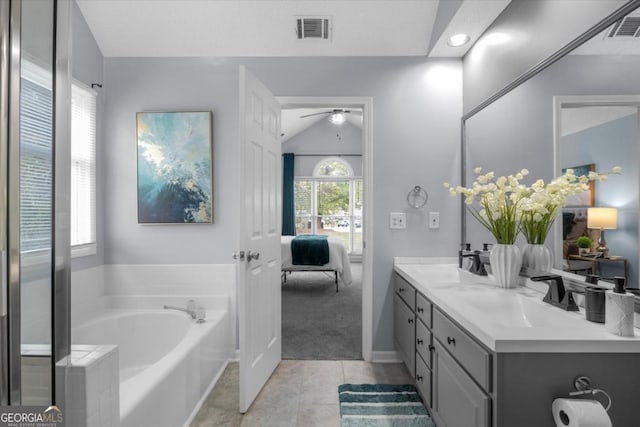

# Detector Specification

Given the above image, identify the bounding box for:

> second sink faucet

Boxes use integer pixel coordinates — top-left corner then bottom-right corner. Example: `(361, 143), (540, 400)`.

(530, 275), (579, 311)
(164, 299), (206, 323)
(459, 244), (488, 276)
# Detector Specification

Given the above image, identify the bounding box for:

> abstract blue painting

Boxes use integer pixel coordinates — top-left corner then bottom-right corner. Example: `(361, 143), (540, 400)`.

(137, 111), (213, 223)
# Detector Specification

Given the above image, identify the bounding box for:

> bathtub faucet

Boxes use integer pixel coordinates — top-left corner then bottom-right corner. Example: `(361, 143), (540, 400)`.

(163, 300), (206, 323)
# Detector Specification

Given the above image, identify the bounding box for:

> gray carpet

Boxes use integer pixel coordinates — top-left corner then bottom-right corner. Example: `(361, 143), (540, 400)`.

(282, 264), (362, 360)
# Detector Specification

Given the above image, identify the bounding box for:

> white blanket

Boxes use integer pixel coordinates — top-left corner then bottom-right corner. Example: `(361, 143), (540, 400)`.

(281, 236), (353, 285)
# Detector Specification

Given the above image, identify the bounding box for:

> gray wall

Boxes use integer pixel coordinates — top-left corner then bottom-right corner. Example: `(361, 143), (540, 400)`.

(463, 0), (627, 114)
(71, 0), (105, 270)
(102, 56), (463, 351)
(562, 115), (639, 286)
(282, 118), (362, 177)
(465, 54), (640, 285)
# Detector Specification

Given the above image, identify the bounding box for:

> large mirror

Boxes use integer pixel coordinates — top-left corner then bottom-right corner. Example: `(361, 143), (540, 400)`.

(463, 4), (640, 288)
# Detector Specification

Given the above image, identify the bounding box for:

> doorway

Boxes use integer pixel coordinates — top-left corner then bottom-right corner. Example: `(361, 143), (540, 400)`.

(278, 96), (373, 361)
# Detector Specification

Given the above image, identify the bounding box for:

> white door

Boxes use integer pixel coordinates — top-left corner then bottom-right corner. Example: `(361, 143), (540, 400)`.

(237, 65), (282, 413)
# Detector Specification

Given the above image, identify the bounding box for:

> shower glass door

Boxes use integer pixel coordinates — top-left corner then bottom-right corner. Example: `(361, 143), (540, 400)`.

(1, 0), (69, 407)
(19, 0), (55, 405)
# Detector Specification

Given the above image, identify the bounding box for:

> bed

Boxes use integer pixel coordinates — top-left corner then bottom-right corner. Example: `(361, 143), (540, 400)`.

(281, 235), (353, 291)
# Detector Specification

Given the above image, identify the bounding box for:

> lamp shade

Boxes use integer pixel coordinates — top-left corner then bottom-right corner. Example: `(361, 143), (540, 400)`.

(587, 207), (618, 229)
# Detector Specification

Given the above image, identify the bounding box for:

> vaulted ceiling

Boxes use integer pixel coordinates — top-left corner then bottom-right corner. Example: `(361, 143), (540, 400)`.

(76, 0), (511, 58)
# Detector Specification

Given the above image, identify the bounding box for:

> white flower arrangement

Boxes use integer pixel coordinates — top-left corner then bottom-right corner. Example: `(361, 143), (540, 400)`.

(444, 166), (622, 245)
(444, 168), (529, 244)
(519, 167), (620, 244)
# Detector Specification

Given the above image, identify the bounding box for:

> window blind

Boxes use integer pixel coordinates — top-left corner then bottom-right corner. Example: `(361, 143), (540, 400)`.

(71, 83), (97, 247)
(20, 77), (53, 252)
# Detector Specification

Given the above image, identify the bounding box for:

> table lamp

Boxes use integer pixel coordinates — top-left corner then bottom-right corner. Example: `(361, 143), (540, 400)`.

(587, 207), (618, 255)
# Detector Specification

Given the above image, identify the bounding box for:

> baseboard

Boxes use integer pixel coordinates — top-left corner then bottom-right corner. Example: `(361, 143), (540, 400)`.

(234, 348), (398, 363)
(370, 351), (402, 363)
(182, 359), (230, 427)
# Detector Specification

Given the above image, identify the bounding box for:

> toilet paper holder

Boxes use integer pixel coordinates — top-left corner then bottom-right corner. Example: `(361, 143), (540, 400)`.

(567, 376), (612, 412)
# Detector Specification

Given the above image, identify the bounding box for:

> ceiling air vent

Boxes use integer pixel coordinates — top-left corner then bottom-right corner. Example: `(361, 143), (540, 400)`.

(296, 16), (331, 40)
(607, 16), (640, 38)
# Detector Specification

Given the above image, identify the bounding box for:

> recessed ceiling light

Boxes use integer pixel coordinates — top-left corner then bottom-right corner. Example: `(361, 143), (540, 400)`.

(447, 33), (471, 47)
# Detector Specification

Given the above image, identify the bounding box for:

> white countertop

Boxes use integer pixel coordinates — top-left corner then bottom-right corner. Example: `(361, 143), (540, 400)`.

(394, 259), (640, 353)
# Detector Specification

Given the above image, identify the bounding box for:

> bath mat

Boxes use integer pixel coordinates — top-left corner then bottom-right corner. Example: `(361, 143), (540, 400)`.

(338, 384), (435, 427)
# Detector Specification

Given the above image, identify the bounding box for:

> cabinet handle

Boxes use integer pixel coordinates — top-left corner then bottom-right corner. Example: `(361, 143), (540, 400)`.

(416, 375), (423, 382)
(417, 339), (423, 345)
(399, 287), (405, 293)
(408, 318), (414, 324)
(447, 337), (456, 345)
(428, 344), (435, 351)
(417, 307), (424, 313)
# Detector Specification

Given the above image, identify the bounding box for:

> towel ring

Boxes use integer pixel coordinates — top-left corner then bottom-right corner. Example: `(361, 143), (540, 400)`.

(407, 186), (428, 209)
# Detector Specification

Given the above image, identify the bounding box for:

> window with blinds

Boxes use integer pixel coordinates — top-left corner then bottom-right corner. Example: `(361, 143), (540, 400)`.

(20, 59), (97, 257)
(71, 83), (97, 250)
(20, 75), (53, 253)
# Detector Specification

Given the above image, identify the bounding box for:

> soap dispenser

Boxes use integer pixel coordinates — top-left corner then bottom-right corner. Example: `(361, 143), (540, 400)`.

(605, 277), (635, 337)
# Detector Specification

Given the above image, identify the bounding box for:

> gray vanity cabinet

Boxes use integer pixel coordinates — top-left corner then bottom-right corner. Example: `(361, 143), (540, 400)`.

(432, 340), (491, 427)
(394, 275), (436, 407)
(394, 273), (416, 378)
(394, 293), (415, 377)
(394, 272), (491, 427)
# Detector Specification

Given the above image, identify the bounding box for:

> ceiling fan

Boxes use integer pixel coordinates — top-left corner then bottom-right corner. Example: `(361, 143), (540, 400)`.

(299, 108), (362, 125)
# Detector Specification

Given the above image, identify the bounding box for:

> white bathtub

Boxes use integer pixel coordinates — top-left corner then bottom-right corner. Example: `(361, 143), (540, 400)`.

(73, 308), (230, 427)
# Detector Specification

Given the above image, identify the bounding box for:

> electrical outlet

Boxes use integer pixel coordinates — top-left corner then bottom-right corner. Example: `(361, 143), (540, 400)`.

(429, 212), (440, 229)
(389, 212), (406, 229)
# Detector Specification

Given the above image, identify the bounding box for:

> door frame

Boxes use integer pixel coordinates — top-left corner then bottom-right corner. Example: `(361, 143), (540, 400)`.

(277, 96), (373, 361)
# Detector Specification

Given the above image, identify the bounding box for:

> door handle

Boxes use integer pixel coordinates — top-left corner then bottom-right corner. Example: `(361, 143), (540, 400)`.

(232, 251), (245, 261)
(247, 250), (260, 261)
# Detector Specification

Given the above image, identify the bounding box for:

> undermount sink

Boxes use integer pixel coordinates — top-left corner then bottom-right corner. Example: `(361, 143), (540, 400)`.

(400, 264), (493, 284)
(398, 262), (588, 330)
(454, 291), (584, 329)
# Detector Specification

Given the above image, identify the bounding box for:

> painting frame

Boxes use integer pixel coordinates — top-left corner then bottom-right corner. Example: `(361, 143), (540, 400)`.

(562, 163), (595, 207)
(136, 111), (214, 224)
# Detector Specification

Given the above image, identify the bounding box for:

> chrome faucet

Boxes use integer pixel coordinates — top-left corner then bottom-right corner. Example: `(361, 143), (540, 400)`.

(163, 299), (206, 323)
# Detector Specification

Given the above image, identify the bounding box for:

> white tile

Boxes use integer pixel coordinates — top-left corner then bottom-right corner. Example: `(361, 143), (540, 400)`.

(67, 370), (87, 411)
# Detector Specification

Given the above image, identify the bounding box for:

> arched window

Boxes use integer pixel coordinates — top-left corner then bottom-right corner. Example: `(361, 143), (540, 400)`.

(313, 157), (354, 177)
(294, 157), (362, 255)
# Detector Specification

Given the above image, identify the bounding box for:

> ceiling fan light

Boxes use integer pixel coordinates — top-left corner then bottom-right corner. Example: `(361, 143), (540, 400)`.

(329, 112), (346, 125)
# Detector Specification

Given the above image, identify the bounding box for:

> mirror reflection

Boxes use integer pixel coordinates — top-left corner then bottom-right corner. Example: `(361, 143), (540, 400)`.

(559, 102), (639, 287)
(464, 5), (640, 288)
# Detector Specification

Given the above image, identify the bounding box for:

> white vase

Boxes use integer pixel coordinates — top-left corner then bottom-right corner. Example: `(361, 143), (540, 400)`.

(489, 244), (523, 289)
(522, 244), (553, 272)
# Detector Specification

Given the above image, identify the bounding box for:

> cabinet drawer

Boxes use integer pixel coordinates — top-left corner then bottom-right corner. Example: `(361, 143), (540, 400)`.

(416, 293), (432, 328)
(394, 274), (416, 309)
(415, 353), (432, 408)
(433, 308), (491, 391)
(416, 318), (432, 369)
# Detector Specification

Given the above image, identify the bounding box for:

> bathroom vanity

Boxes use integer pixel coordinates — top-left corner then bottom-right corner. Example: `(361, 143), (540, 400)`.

(394, 259), (640, 427)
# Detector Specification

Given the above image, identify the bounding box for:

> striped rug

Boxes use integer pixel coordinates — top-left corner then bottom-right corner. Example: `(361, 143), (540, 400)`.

(338, 384), (435, 427)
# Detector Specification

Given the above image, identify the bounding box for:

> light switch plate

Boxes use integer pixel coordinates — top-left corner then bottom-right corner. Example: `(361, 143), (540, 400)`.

(390, 212), (406, 229)
(429, 212), (440, 229)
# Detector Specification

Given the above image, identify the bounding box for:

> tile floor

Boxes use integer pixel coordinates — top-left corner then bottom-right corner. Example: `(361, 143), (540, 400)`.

(191, 360), (413, 427)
